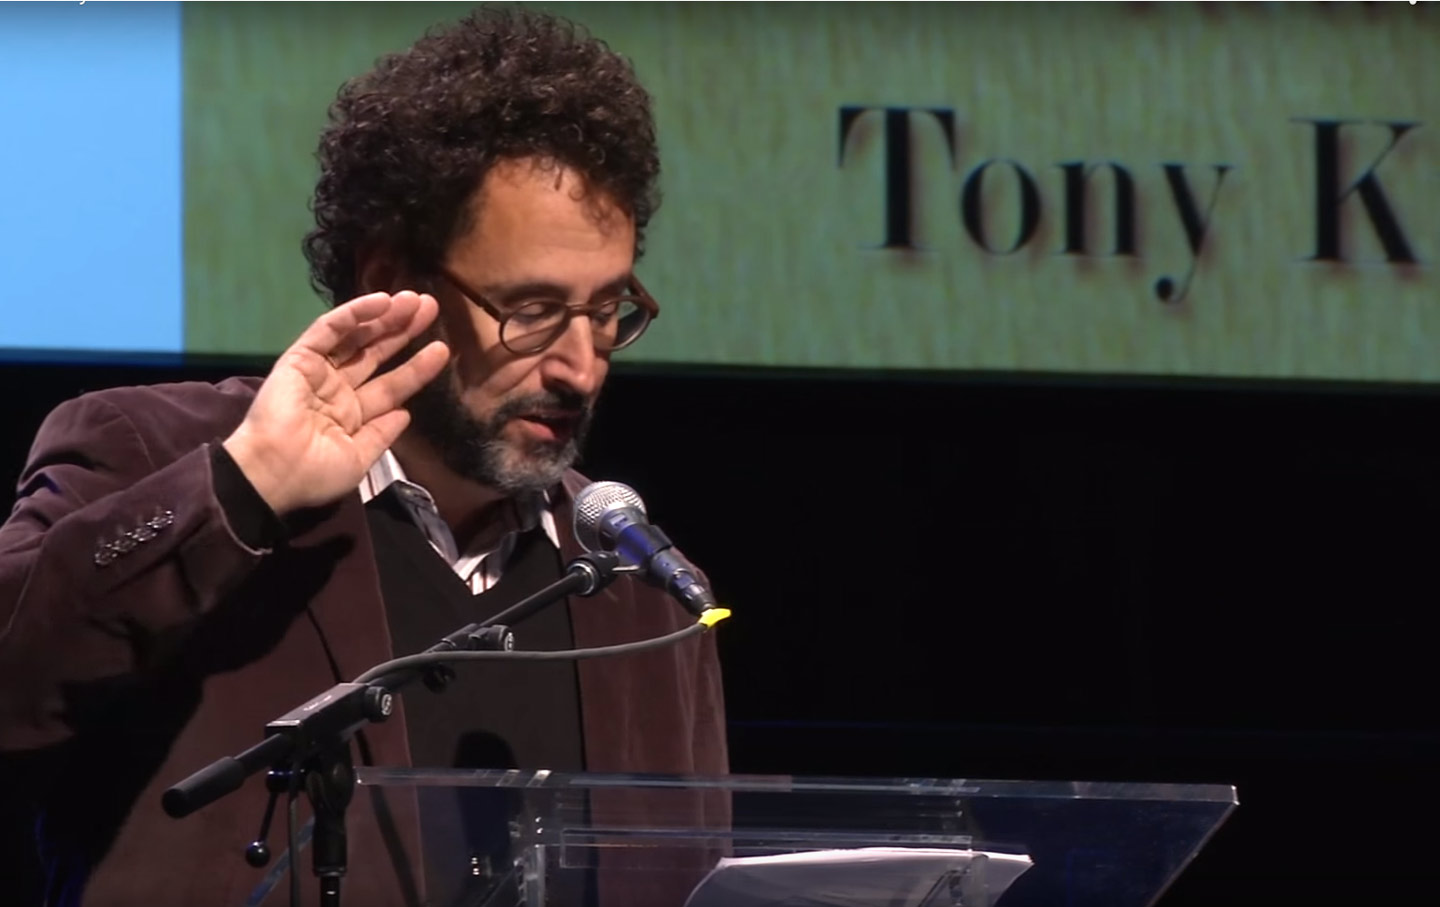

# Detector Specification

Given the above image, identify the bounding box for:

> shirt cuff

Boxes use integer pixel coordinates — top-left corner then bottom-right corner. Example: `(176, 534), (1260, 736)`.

(209, 442), (286, 550)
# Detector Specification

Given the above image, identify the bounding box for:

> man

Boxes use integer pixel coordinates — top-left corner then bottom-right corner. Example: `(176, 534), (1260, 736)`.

(0, 8), (728, 907)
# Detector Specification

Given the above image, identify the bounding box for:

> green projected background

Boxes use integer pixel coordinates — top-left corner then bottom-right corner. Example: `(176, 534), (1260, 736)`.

(184, 2), (1439, 381)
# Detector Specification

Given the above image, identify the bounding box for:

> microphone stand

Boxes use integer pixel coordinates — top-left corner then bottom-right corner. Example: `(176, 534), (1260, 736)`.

(161, 550), (621, 907)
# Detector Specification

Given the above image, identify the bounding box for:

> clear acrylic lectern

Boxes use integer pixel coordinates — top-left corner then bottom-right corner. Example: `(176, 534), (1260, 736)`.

(355, 767), (1236, 907)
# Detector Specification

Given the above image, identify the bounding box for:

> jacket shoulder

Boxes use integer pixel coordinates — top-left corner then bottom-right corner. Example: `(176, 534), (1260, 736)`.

(38, 376), (262, 466)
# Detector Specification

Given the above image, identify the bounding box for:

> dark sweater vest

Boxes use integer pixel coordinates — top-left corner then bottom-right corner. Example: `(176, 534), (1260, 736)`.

(364, 485), (585, 772)
(364, 487), (595, 906)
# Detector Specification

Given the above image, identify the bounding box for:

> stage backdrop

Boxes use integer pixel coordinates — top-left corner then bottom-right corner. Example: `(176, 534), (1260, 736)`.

(182, 1), (1439, 381)
(3, 3), (1437, 381)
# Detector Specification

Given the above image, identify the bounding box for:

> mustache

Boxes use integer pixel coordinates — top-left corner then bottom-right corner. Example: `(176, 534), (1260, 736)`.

(493, 389), (593, 422)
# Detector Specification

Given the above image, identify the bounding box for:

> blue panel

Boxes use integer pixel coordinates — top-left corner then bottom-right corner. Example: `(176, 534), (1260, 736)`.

(0, 1), (183, 356)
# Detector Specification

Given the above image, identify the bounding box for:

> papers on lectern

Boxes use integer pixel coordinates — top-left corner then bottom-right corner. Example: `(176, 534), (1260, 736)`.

(682, 847), (1033, 907)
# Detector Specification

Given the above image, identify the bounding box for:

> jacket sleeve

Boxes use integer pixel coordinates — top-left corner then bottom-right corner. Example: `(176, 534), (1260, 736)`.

(0, 393), (272, 751)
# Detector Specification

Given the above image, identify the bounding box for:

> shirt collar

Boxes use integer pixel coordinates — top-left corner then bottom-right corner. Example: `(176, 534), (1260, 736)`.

(358, 449), (560, 550)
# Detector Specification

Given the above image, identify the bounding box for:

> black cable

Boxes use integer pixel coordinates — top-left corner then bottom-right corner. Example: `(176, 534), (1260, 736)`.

(354, 623), (706, 685)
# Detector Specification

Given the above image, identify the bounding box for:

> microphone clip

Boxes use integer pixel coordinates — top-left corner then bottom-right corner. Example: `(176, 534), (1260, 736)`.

(566, 549), (624, 595)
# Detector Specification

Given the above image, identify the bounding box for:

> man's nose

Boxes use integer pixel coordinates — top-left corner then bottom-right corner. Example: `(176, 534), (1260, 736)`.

(540, 316), (602, 398)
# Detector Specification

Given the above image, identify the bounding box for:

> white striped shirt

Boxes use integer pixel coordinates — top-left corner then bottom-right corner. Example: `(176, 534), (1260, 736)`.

(358, 451), (560, 595)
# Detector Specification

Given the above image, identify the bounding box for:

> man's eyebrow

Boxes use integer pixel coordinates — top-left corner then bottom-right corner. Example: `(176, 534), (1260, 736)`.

(476, 275), (635, 304)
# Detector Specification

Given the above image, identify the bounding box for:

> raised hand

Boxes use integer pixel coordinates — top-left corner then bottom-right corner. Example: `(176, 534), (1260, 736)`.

(223, 291), (450, 515)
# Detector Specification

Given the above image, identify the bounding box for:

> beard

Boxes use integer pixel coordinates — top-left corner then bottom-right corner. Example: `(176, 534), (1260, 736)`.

(404, 358), (595, 496)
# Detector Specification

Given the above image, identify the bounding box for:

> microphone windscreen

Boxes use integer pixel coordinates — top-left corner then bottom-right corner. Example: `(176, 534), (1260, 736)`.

(572, 481), (647, 551)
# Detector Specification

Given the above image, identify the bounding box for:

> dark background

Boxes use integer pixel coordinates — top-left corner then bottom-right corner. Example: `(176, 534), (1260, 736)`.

(2, 358), (1438, 905)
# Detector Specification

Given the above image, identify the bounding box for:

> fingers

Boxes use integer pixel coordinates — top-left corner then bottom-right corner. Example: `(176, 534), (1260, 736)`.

(354, 339), (451, 424)
(293, 292), (397, 359)
(297, 292), (439, 379)
(328, 294), (438, 379)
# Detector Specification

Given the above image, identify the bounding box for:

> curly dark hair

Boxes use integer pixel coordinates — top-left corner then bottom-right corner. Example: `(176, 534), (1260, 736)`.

(302, 6), (661, 304)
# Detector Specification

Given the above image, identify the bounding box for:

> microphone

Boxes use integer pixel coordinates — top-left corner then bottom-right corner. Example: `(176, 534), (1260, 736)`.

(572, 481), (718, 617)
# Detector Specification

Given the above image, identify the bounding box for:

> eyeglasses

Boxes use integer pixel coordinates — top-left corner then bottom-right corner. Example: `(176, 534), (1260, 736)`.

(437, 267), (660, 356)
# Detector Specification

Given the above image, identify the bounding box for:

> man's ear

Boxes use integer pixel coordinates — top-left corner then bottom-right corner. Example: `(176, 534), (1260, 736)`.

(355, 248), (410, 296)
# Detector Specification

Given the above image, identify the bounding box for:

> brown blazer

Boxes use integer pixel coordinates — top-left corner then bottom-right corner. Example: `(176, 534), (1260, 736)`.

(0, 377), (729, 907)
